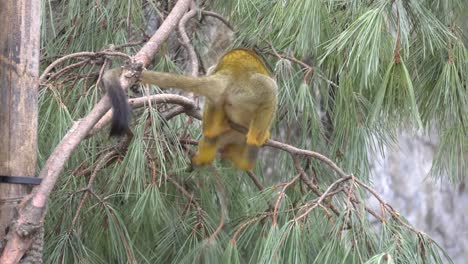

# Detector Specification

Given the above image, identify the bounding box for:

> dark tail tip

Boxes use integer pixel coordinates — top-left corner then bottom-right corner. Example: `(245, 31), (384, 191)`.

(103, 73), (131, 137)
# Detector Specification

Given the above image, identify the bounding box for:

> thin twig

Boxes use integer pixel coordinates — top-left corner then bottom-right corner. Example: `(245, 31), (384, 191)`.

(265, 48), (339, 88)
(39, 51), (130, 83)
(273, 174), (300, 226)
(46, 59), (90, 83)
(245, 170), (265, 191)
(208, 210), (225, 241)
(265, 139), (348, 178)
(208, 168), (227, 241)
(70, 150), (118, 228)
(230, 214), (269, 243)
(292, 156), (341, 216)
(178, 1), (199, 76)
(201, 10), (234, 30)
(166, 175), (202, 211)
(96, 57), (110, 89)
(348, 195), (385, 223)
(294, 176), (352, 222)
(354, 177), (420, 233)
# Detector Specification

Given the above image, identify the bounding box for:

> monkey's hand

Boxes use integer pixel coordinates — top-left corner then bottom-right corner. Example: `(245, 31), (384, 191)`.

(246, 130), (270, 146)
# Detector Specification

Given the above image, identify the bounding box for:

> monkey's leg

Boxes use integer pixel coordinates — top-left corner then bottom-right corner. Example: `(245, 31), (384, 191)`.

(246, 103), (275, 146)
(221, 143), (259, 170)
(192, 137), (219, 166)
(202, 102), (230, 138)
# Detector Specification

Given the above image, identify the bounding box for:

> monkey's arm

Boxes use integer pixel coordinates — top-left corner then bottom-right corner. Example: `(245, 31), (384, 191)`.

(245, 74), (278, 146)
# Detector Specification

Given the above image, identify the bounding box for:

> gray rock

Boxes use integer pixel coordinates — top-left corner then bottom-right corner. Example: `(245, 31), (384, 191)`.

(369, 131), (468, 263)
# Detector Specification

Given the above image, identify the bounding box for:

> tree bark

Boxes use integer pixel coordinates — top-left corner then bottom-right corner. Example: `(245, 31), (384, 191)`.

(0, 0), (41, 263)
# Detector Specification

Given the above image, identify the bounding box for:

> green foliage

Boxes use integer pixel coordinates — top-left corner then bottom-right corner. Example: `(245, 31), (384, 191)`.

(217, 0), (466, 183)
(39, 0), (465, 263)
(321, 2), (389, 80)
(369, 59), (422, 128)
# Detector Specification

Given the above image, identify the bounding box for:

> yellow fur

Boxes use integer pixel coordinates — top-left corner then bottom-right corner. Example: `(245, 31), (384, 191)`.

(104, 49), (278, 170)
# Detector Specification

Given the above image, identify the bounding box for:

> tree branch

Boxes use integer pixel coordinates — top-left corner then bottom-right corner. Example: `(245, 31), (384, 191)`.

(178, 1), (199, 76)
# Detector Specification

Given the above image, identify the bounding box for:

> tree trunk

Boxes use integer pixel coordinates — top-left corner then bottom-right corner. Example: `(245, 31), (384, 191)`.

(0, 0), (41, 262)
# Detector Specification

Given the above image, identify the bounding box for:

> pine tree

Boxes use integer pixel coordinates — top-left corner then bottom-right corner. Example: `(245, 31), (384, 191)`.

(36, 0), (466, 263)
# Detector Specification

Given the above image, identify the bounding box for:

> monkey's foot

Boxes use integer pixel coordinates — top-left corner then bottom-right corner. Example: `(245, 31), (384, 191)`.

(192, 137), (218, 166)
(222, 155), (254, 170)
(191, 150), (216, 166)
(232, 158), (254, 170)
(221, 144), (257, 170)
(191, 155), (214, 166)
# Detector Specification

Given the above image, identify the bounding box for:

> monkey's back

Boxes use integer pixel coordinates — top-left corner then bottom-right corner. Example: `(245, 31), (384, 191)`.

(214, 49), (271, 77)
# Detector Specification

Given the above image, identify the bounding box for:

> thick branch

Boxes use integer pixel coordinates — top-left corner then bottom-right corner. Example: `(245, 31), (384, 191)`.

(133, 1), (192, 65)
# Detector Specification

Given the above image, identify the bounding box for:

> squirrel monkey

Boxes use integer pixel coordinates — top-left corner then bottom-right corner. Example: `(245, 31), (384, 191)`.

(102, 48), (278, 170)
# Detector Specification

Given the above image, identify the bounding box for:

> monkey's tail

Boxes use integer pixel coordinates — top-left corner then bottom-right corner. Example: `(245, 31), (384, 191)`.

(103, 72), (131, 137)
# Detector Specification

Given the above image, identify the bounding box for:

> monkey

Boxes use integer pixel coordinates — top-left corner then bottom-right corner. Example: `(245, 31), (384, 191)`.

(102, 48), (277, 170)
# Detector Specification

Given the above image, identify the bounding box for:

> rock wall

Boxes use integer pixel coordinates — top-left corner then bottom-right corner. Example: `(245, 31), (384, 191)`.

(369, 131), (468, 263)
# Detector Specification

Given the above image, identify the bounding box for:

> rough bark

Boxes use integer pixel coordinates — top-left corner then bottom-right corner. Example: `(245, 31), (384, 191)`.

(0, 0), (41, 263)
